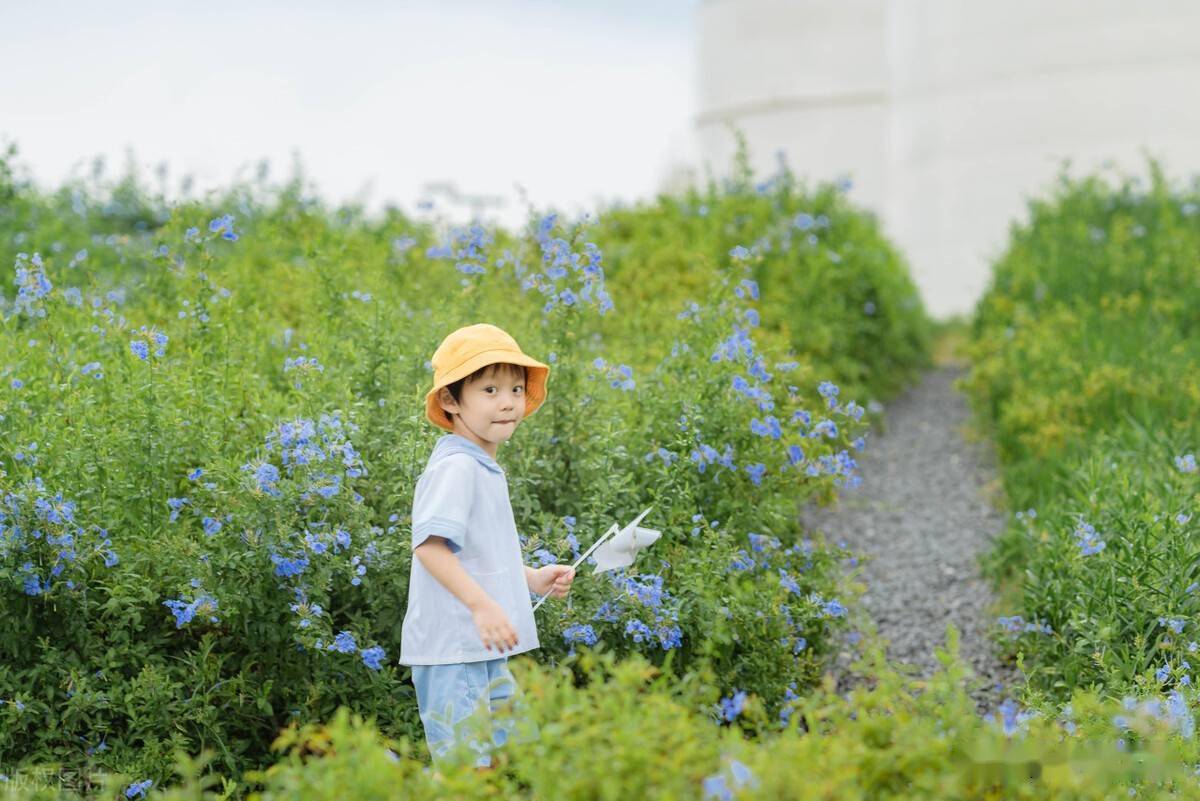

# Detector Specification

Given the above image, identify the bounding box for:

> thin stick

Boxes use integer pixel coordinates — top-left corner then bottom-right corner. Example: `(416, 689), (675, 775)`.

(531, 506), (654, 613)
(531, 523), (617, 612)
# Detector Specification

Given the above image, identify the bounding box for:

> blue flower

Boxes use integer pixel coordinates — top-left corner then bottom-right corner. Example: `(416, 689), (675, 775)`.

(247, 462), (281, 496)
(271, 553), (309, 578)
(187, 467), (203, 481)
(656, 624), (683, 650)
(130, 340), (149, 361)
(563, 624), (598, 646)
(778, 569), (800, 595)
(729, 245), (750, 260)
(744, 462), (766, 486)
(593, 601), (621, 623)
(625, 619), (653, 643)
(125, 779), (153, 799)
(208, 214), (239, 241)
(163, 594), (219, 628)
(1178, 454), (1198, 474)
(823, 599), (847, 618)
(750, 416), (782, 440)
(1074, 519), (1106, 557)
(817, 381), (839, 408)
(360, 645), (385, 670)
(531, 548), (557, 567)
(702, 774), (732, 801)
(330, 631), (358, 654)
(1167, 689), (1195, 738)
(719, 690), (747, 722)
(734, 279), (759, 300)
(202, 516), (222, 537)
(992, 698), (1034, 737)
(748, 533), (779, 552)
(728, 759), (755, 788)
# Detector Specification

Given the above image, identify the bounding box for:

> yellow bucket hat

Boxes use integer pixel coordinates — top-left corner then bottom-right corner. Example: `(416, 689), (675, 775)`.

(425, 323), (550, 432)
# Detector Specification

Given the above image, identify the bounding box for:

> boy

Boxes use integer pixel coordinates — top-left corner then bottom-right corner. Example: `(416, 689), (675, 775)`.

(399, 322), (575, 769)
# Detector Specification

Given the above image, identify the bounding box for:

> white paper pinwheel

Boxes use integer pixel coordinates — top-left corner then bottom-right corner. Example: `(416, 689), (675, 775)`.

(532, 506), (659, 612)
(592, 520), (662, 572)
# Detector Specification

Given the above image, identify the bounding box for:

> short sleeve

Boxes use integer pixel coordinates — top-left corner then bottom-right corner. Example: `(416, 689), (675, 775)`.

(411, 454), (475, 554)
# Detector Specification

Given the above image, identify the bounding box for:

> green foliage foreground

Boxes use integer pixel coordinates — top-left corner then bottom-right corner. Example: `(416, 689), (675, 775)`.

(8, 630), (1200, 800)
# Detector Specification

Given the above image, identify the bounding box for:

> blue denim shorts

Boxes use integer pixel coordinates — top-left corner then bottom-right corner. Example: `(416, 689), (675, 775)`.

(411, 656), (517, 768)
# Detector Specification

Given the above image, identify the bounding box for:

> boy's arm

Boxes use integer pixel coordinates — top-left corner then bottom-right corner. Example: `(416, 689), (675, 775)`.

(414, 536), (493, 612)
(414, 535), (519, 652)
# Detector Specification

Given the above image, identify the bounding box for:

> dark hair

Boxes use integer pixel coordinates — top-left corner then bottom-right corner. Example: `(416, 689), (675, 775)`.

(444, 362), (527, 405)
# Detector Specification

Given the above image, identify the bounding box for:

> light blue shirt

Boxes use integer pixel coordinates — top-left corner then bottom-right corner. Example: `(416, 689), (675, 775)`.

(399, 434), (540, 665)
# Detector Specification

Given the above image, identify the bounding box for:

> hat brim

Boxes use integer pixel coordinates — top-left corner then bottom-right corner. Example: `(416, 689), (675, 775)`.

(425, 350), (550, 432)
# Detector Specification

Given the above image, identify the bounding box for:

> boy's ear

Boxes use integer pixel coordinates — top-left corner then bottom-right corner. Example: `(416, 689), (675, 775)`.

(436, 386), (459, 416)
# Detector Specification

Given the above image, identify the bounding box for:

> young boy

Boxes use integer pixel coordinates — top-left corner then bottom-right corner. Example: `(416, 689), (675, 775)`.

(399, 322), (575, 769)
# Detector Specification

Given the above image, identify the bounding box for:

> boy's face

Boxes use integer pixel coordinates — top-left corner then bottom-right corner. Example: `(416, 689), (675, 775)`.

(437, 364), (527, 457)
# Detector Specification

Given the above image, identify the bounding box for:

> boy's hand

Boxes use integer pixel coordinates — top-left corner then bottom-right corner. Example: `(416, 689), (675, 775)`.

(530, 564), (575, 598)
(471, 598), (519, 653)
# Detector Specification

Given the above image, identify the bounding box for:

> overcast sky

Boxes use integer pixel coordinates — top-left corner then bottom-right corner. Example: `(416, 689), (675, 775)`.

(0, 0), (698, 226)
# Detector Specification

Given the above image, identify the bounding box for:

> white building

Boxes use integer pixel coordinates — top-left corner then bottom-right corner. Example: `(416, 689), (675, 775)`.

(696, 0), (1200, 318)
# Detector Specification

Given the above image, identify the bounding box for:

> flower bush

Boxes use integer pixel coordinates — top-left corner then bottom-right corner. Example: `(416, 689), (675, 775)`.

(0, 142), (929, 786)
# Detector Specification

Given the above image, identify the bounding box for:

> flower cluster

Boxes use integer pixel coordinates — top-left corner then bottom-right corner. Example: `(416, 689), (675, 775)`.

(562, 623), (598, 648)
(718, 690), (747, 722)
(129, 325), (168, 361)
(230, 412), (382, 668)
(163, 588), (220, 629)
(283, 355), (325, 389)
(1155, 658), (1195, 688)
(207, 214), (240, 242)
(426, 224), (491, 276)
(589, 357), (635, 391)
(1074, 518), (1106, 557)
(245, 412), (366, 493)
(702, 755), (757, 801)
(520, 214), (614, 316)
(585, 570), (683, 651)
(11, 252), (54, 318)
(984, 697), (1038, 738)
(996, 615), (1054, 636)
(124, 779), (153, 799)
(1, 476), (118, 596)
(314, 629), (387, 670)
(1110, 690), (1195, 742)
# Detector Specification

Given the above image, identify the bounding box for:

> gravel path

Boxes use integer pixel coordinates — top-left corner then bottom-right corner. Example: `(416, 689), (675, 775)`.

(800, 365), (1021, 714)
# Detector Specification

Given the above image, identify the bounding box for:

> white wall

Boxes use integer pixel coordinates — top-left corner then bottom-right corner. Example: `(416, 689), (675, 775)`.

(697, 0), (1200, 318)
(697, 0), (890, 211)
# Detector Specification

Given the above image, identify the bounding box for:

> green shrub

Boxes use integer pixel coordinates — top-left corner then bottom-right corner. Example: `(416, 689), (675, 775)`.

(963, 159), (1200, 699)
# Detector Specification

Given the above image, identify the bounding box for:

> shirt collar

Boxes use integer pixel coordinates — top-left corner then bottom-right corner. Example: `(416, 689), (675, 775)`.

(430, 433), (504, 474)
